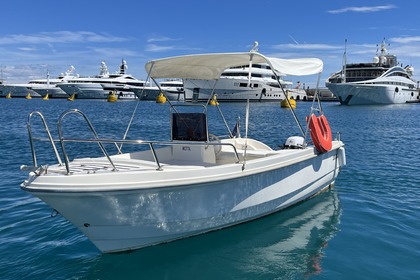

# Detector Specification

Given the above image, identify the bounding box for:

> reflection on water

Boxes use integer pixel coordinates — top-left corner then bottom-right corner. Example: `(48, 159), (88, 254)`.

(85, 189), (341, 280)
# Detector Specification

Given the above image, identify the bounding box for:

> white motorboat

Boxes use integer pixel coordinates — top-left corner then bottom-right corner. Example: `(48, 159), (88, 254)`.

(58, 60), (147, 99)
(31, 66), (79, 98)
(20, 48), (346, 253)
(326, 40), (420, 105)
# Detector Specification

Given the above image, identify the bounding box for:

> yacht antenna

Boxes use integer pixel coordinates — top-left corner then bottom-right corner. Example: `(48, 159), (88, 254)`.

(120, 59), (127, 74)
(250, 41), (259, 52)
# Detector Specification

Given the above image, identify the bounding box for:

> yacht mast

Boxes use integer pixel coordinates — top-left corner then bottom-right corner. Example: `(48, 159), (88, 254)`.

(342, 39), (347, 83)
(47, 70), (50, 89)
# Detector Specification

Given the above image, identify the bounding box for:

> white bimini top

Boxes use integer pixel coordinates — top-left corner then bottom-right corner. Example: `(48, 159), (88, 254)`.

(145, 52), (323, 80)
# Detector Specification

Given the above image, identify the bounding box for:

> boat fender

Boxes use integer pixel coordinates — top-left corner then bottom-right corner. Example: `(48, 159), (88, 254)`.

(307, 113), (332, 153)
(338, 147), (346, 167)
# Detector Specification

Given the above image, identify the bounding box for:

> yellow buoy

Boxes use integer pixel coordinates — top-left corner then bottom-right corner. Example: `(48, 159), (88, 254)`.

(281, 90), (296, 109)
(209, 94), (219, 106)
(26, 93), (32, 99)
(67, 93), (75, 101)
(42, 93), (49, 100)
(156, 92), (166, 103)
(107, 91), (117, 102)
(5, 92), (11, 98)
(281, 98), (296, 109)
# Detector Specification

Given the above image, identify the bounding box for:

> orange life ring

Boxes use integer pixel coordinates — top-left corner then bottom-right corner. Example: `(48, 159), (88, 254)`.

(307, 113), (332, 153)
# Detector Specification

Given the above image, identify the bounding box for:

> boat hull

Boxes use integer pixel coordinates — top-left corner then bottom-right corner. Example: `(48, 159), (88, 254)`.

(133, 88), (166, 101)
(22, 144), (345, 253)
(0, 85), (41, 98)
(326, 82), (420, 105)
(31, 87), (69, 98)
(59, 83), (140, 99)
(58, 83), (110, 99)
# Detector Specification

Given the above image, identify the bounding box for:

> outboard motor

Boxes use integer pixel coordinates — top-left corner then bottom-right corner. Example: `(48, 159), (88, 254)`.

(283, 136), (305, 149)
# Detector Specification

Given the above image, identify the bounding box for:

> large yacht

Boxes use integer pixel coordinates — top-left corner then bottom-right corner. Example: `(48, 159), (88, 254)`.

(1, 80), (42, 98)
(30, 66), (79, 98)
(0, 66), (78, 98)
(57, 60), (148, 99)
(326, 40), (420, 105)
(130, 79), (184, 101)
(159, 79), (184, 101)
(184, 63), (306, 102)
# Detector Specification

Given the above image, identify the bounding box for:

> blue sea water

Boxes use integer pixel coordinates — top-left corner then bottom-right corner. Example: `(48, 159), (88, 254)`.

(0, 98), (419, 280)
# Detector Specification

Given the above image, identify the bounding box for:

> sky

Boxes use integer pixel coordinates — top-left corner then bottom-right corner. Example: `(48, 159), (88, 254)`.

(1, 0), (420, 88)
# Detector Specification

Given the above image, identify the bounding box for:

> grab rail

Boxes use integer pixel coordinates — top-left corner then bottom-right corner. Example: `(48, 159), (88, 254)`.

(29, 137), (241, 173)
(58, 109), (117, 173)
(27, 111), (63, 167)
(26, 110), (241, 175)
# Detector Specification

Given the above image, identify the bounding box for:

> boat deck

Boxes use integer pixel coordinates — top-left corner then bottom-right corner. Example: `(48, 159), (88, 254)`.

(44, 156), (218, 176)
(40, 145), (314, 176)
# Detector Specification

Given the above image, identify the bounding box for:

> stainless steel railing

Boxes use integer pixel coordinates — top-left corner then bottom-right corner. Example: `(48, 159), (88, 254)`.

(26, 109), (241, 175)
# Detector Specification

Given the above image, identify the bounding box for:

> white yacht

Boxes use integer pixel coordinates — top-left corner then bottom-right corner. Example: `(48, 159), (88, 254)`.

(1, 81), (41, 98)
(184, 63), (306, 102)
(58, 60), (147, 99)
(159, 79), (184, 101)
(130, 79), (184, 101)
(30, 66), (79, 98)
(326, 40), (420, 105)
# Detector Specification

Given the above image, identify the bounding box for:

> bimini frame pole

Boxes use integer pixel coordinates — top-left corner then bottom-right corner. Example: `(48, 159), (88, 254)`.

(271, 70), (305, 136)
(242, 49), (257, 170)
(119, 62), (154, 151)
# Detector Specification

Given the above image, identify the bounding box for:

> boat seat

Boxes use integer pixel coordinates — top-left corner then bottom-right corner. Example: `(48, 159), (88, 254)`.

(220, 138), (273, 152)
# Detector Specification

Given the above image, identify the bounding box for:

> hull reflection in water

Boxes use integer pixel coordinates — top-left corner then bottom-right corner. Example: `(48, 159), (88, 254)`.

(86, 189), (341, 279)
